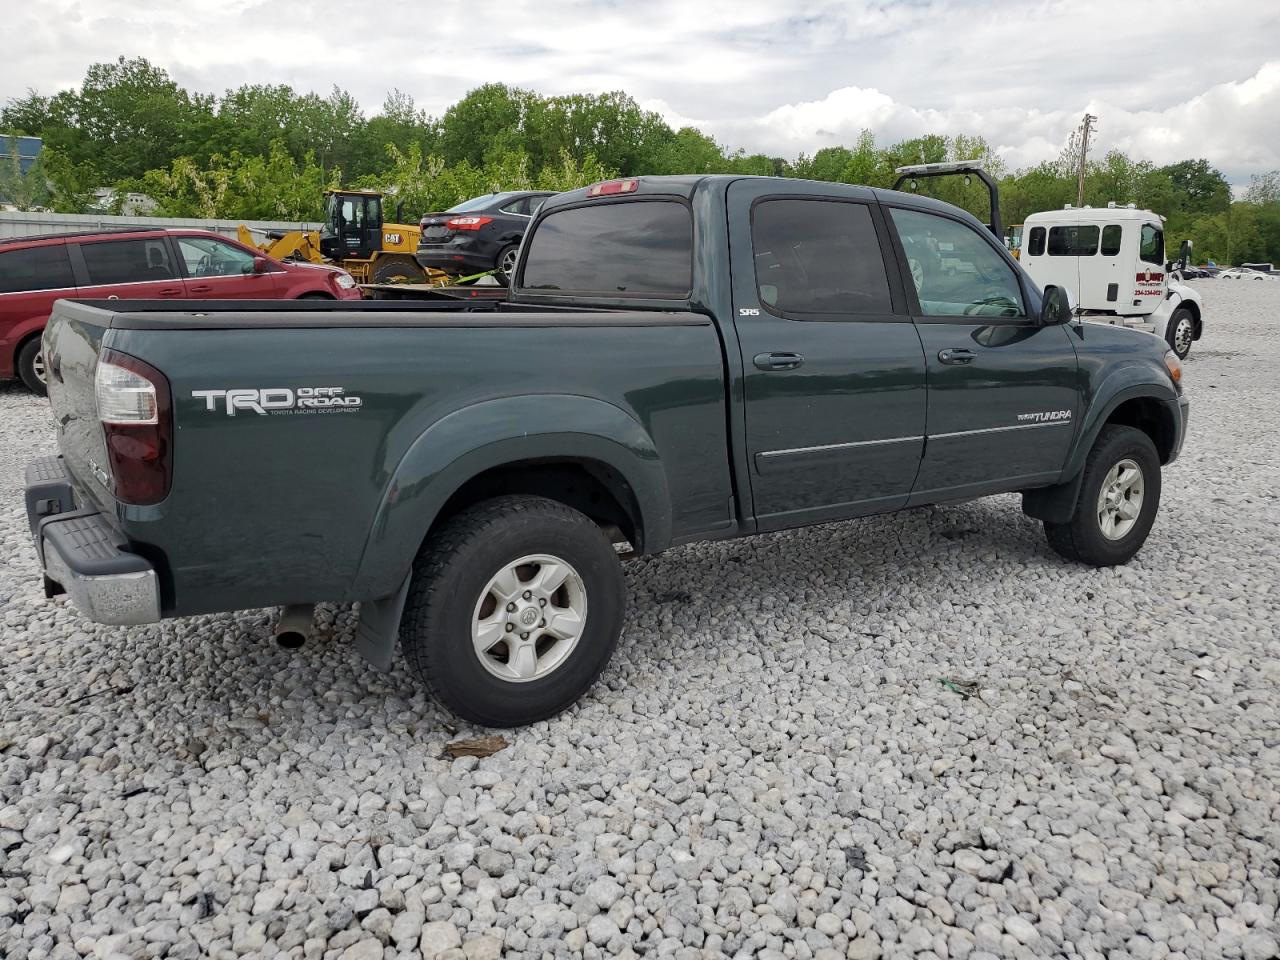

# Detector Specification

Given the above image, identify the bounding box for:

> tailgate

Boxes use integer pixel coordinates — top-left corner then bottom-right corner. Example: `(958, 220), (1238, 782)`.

(43, 301), (114, 513)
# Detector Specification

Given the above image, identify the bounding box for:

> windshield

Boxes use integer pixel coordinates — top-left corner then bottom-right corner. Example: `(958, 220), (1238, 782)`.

(448, 194), (503, 213)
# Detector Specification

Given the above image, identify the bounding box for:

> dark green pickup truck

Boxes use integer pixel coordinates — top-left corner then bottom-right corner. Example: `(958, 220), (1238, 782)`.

(26, 175), (1188, 726)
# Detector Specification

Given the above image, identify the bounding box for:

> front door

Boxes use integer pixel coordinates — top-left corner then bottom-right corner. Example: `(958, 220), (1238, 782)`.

(174, 235), (280, 299)
(728, 180), (927, 531)
(883, 205), (1080, 503)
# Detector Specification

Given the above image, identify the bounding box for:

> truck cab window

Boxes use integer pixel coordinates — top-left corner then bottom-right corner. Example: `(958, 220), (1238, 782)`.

(1048, 225), (1099, 256)
(1140, 224), (1164, 265)
(889, 207), (1024, 319)
(1101, 225), (1122, 256)
(750, 199), (892, 316)
(520, 200), (692, 297)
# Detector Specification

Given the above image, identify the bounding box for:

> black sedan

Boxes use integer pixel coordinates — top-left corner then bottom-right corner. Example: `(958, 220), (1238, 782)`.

(416, 191), (555, 281)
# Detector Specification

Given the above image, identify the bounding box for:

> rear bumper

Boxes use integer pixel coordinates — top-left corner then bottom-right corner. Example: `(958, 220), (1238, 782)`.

(25, 456), (161, 625)
(415, 239), (496, 275)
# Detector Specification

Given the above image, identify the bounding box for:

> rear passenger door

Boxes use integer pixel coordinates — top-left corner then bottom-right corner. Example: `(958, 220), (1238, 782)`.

(728, 180), (927, 530)
(883, 204), (1080, 503)
(70, 237), (187, 301)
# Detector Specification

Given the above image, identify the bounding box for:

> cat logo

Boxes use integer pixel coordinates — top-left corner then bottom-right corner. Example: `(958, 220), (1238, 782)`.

(384, 233), (402, 245)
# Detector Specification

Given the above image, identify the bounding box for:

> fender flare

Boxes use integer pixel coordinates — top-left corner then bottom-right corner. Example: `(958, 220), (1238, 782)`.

(350, 393), (672, 599)
(1023, 368), (1176, 523)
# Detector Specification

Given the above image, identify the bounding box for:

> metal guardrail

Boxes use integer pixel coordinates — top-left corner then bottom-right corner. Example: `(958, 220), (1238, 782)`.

(0, 212), (319, 242)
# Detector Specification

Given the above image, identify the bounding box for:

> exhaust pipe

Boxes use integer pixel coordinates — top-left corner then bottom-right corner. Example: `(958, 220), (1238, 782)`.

(275, 604), (315, 649)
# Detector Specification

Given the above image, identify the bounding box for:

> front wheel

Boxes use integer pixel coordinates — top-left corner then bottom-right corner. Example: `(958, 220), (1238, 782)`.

(1043, 425), (1161, 567)
(400, 495), (625, 727)
(371, 255), (425, 285)
(1165, 307), (1195, 360)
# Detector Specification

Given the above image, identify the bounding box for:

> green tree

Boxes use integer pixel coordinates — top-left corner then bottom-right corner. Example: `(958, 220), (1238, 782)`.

(1159, 159), (1231, 215)
(437, 84), (536, 169)
(0, 137), (51, 210)
(646, 127), (730, 175)
(141, 141), (333, 220)
(1244, 171), (1280, 205)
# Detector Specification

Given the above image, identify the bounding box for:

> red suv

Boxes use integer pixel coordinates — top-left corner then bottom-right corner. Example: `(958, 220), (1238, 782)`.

(1, 227), (363, 394)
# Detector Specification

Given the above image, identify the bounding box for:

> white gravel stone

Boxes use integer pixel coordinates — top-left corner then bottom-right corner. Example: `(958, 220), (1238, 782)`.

(419, 920), (461, 958)
(1, 282), (1278, 959)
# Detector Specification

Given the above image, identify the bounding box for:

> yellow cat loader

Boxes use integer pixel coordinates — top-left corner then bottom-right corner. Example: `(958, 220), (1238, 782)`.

(237, 189), (436, 284)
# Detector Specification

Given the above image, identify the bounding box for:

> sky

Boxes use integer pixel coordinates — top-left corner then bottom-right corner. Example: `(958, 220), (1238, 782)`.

(4, 0), (1279, 185)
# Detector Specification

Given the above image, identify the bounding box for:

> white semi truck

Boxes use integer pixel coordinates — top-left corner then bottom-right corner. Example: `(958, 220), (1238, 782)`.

(1021, 204), (1203, 359)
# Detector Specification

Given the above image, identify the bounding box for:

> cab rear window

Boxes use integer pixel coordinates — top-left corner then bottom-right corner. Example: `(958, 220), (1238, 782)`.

(1048, 225), (1099, 256)
(0, 244), (75, 294)
(520, 200), (692, 298)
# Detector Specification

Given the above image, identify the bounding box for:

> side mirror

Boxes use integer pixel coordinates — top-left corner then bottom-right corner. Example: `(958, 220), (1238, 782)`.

(1040, 284), (1075, 325)
(252, 256), (268, 274)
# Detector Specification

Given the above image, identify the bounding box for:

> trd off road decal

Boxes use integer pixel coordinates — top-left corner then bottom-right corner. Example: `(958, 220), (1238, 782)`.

(1017, 410), (1072, 423)
(191, 386), (362, 416)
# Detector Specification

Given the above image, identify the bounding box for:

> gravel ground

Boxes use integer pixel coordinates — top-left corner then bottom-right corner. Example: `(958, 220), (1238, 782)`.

(2, 282), (1278, 960)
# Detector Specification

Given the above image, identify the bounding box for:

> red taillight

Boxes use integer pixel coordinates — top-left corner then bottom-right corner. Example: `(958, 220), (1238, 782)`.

(95, 349), (172, 505)
(586, 179), (639, 198)
(445, 216), (493, 231)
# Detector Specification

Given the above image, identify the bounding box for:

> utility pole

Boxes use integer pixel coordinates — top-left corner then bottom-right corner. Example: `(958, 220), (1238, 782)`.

(1077, 113), (1097, 207)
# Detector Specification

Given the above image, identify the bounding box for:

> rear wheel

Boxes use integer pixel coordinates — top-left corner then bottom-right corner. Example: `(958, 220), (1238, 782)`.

(17, 337), (47, 396)
(1044, 425), (1161, 567)
(495, 244), (519, 283)
(400, 495), (625, 727)
(371, 255), (425, 285)
(1165, 307), (1195, 360)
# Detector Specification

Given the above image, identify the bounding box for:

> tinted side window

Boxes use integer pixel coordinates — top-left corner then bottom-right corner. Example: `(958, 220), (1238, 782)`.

(499, 198), (529, 215)
(0, 244), (75, 294)
(1027, 227), (1046, 257)
(1101, 224), (1122, 256)
(751, 199), (892, 316)
(1048, 225), (1099, 256)
(80, 238), (175, 285)
(521, 200), (692, 297)
(889, 208), (1024, 319)
(1140, 224), (1164, 265)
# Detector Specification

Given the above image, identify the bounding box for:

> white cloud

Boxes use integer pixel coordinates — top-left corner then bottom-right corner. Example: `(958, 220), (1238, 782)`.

(2, 0), (1278, 181)
(647, 61), (1280, 182)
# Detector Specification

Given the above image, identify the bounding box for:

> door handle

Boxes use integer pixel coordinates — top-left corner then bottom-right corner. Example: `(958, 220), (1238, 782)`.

(158, 287), (183, 297)
(938, 348), (975, 365)
(189, 284), (213, 294)
(753, 352), (805, 371)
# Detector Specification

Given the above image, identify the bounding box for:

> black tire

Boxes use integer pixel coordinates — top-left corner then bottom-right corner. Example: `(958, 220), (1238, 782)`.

(297, 292), (333, 300)
(371, 255), (425, 285)
(1044, 425), (1161, 567)
(1165, 306), (1195, 360)
(16, 336), (47, 396)
(494, 244), (519, 283)
(401, 495), (625, 727)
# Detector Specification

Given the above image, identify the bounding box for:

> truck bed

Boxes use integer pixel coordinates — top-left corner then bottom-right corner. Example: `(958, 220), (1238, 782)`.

(44, 298), (736, 616)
